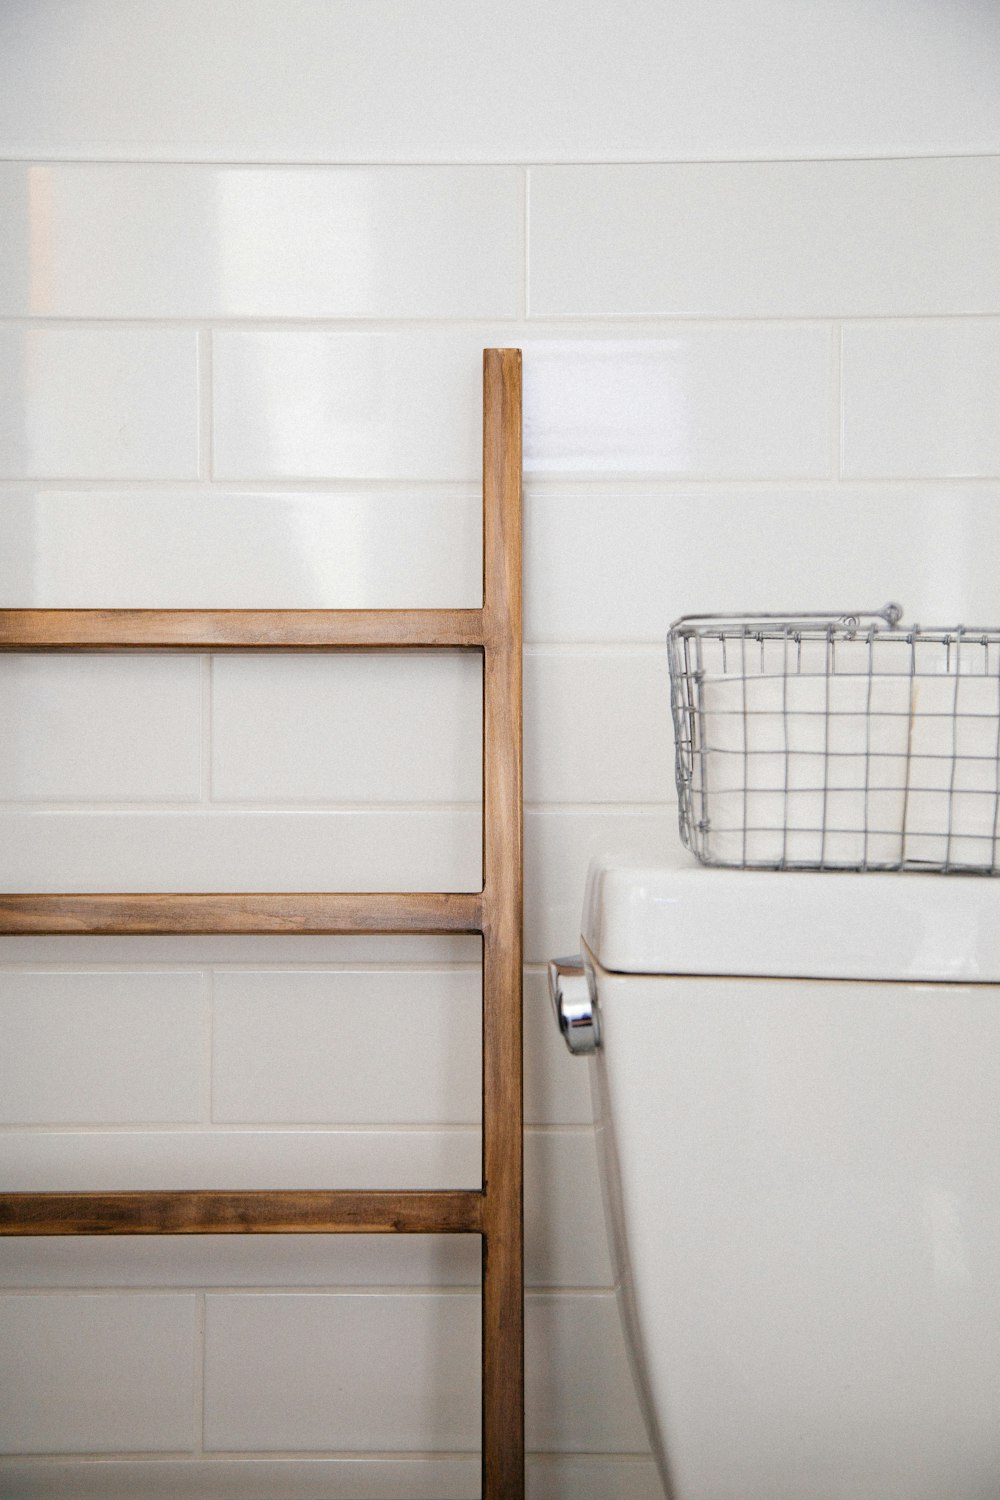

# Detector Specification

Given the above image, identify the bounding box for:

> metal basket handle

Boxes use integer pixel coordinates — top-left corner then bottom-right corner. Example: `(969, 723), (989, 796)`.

(669, 602), (903, 635)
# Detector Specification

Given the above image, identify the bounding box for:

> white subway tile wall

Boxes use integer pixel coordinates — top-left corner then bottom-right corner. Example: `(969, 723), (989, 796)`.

(841, 321), (1000, 478)
(1, 6), (998, 1495)
(0, 1294), (198, 1453)
(0, 165), (523, 320)
(0, 327), (200, 479)
(528, 160), (1000, 319)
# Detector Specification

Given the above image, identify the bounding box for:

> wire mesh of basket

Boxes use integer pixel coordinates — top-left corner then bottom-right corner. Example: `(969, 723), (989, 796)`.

(668, 604), (1000, 873)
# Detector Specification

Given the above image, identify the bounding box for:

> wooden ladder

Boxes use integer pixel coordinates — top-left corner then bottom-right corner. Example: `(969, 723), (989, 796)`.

(0, 347), (525, 1499)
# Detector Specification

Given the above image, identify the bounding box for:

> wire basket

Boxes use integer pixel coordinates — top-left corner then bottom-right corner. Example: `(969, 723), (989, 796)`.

(668, 604), (1000, 873)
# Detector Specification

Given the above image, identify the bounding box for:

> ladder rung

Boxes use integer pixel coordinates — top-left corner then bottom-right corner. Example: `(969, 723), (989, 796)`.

(0, 890), (484, 936)
(0, 1190), (485, 1236)
(0, 608), (486, 651)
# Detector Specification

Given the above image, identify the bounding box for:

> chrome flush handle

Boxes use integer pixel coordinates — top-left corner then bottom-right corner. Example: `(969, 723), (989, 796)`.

(548, 954), (600, 1055)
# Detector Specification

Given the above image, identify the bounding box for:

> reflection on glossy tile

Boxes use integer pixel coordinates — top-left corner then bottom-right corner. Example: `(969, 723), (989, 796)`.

(0, 1294), (196, 1453)
(0, 972), (206, 1124)
(0, 655), (202, 800)
(0, 163), (522, 319)
(842, 322), (1000, 477)
(0, 1129), (480, 1191)
(204, 1293), (480, 1451)
(0, 809), (482, 893)
(529, 160), (1000, 318)
(212, 330), (831, 481)
(0, 489), (481, 608)
(0, 327), (198, 478)
(212, 969), (481, 1124)
(211, 653), (481, 803)
(523, 335), (832, 478)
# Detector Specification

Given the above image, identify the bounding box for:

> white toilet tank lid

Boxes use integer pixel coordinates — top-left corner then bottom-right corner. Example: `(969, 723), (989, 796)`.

(582, 856), (1000, 983)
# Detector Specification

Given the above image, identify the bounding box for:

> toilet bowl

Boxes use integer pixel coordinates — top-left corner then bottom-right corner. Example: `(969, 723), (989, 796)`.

(550, 857), (1000, 1500)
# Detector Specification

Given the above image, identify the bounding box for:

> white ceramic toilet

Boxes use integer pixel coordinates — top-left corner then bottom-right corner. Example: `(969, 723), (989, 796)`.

(550, 856), (1000, 1500)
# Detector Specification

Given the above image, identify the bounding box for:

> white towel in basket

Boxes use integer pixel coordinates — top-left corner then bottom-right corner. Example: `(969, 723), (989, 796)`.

(694, 671), (1000, 867)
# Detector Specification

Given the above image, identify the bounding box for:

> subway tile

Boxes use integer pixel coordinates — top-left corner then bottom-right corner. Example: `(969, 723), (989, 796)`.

(203, 1289), (648, 1455)
(0, 1293), (196, 1452)
(0, 655), (202, 800)
(4, 480), (998, 631)
(524, 808), (679, 963)
(212, 969), (482, 1124)
(0, 1233), (480, 1292)
(529, 160), (1000, 318)
(0, 971), (206, 1124)
(213, 332), (488, 481)
(211, 653), (481, 803)
(0, 328), (198, 479)
(0, 1291), (646, 1461)
(525, 650), (671, 802)
(2, 1), (998, 163)
(0, 1458), (482, 1500)
(18, 482), (991, 641)
(0, 808), (481, 893)
(525, 1131), (612, 1288)
(213, 330), (831, 482)
(0, 163), (521, 318)
(204, 1292), (481, 1450)
(522, 334), (832, 479)
(524, 485), (1000, 643)
(842, 322), (1000, 478)
(526, 1292), (649, 1452)
(523, 970), (594, 1126)
(0, 1128), (480, 1191)
(0, 489), (482, 609)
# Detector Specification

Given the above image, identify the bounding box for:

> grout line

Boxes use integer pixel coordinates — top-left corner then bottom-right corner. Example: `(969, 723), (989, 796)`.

(0, 1128), (590, 1134)
(0, 961), (483, 973)
(0, 1443), (653, 1460)
(0, 799), (485, 811)
(0, 477), (481, 492)
(0, 474), (997, 494)
(0, 1122), (582, 1135)
(0, 1285), (611, 1303)
(6, 312), (999, 332)
(0, 797), (670, 810)
(1, 150), (996, 165)
(0, 1121), (484, 1134)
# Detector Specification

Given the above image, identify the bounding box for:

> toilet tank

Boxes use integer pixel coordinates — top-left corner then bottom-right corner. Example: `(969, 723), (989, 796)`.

(580, 858), (1000, 1500)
